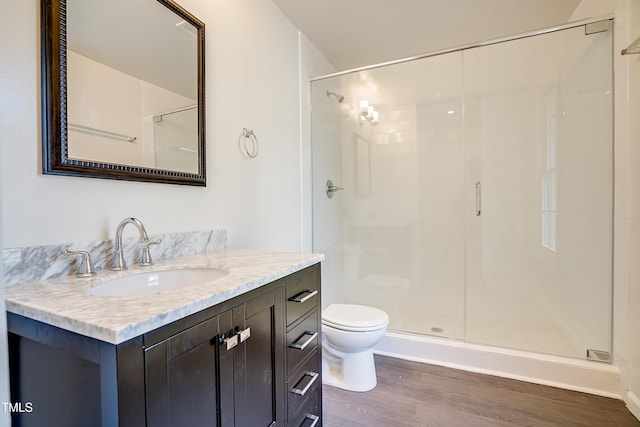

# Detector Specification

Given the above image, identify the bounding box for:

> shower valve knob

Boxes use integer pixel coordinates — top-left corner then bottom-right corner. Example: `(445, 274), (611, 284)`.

(326, 179), (344, 198)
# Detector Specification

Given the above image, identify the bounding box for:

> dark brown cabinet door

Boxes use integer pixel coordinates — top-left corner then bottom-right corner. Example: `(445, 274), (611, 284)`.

(145, 316), (221, 427)
(145, 287), (284, 427)
(222, 288), (285, 427)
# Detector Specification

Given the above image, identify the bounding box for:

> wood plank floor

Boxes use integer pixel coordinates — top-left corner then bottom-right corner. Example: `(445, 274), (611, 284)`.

(322, 355), (640, 427)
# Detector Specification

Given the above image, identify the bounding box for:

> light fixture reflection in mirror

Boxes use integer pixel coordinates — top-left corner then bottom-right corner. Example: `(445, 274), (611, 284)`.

(41, 0), (206, 186)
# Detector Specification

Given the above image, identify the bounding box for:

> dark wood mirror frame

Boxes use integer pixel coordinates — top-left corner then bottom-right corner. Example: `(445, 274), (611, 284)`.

(41, 0), (206, 186)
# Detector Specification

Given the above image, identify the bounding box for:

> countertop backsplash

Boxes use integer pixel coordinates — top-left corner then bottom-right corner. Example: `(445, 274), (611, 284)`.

(2, 229), (227, 287)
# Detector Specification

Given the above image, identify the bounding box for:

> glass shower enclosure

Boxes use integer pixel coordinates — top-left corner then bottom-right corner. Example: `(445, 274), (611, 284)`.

(311, 19), (613, 360)
(153, 106), (199, 174)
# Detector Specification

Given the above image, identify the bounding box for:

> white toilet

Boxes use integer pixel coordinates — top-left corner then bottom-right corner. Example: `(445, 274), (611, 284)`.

(321, 304), (389, 392)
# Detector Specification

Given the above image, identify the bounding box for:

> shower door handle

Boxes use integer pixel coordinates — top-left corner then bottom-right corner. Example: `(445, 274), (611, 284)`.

(475, 181), (481, 216)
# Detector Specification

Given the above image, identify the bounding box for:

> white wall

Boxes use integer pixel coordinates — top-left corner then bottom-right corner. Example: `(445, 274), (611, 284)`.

(67, 50), (147, 165)
(571, 0), (620, 17)
(0, 0), (306, 252)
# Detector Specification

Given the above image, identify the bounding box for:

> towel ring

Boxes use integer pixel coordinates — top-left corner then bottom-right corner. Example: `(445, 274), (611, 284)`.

(242, 128), (258, 158)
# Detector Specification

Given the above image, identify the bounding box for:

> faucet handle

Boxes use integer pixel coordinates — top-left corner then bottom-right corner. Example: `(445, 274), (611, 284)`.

(63, 249), (97, 278)
(139, 239), (161, 266)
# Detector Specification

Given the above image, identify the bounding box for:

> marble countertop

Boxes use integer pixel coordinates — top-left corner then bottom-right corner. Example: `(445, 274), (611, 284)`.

(4, 249), (324, 345)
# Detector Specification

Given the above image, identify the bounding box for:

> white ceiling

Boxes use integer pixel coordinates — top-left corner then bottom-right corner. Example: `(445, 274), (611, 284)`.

(273, 0), (583, 72)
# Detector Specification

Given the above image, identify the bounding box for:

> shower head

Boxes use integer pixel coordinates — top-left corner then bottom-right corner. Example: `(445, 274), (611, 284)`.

(326, 90), (344, 103)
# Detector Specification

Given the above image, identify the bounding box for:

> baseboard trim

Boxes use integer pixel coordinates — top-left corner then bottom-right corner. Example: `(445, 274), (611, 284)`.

(374, 331), (621, 399)
(626, 390), (640, 421)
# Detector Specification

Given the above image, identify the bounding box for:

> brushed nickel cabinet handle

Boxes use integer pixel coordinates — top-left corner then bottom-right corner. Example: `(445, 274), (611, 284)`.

(289, 289), (318, 303)
(289, 331), (318, 350)
(224, 334), (238, 351)
(300, 413), (319, 427)
(239, 327), (251, 343)
(290, 371), (319, 396)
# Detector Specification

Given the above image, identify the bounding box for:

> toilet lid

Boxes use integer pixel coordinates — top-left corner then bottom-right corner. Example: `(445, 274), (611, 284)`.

(322, 304), (389, 331)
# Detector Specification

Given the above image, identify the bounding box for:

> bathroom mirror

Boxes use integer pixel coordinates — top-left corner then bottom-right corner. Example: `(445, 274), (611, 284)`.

(41, 0), (206, 186)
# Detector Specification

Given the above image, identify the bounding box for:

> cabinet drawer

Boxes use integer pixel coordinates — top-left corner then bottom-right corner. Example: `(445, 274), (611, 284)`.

(286, 271), (319, 326)
(287, 310), (319, 378)
(290, 388), (320, 427)
(287, 350), (320, 423)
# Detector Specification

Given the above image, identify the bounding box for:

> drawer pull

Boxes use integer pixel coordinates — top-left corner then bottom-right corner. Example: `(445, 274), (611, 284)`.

(289, 289), (318, 303)
(290, 371), (319, 396)
(300, 413), (319, 427)
(289, 331), (318, 351)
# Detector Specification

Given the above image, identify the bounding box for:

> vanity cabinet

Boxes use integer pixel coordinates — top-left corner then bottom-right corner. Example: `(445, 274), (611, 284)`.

(7, 264), (321, 427)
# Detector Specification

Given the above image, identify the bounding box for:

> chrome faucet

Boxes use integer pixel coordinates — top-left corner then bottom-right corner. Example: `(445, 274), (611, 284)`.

(111, 217), (161, 271)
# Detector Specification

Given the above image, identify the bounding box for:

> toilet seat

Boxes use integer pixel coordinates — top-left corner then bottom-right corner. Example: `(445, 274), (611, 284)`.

(322, 304), (389, 332)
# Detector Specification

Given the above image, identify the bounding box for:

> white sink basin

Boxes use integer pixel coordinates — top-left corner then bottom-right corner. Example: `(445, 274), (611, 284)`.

(88, 268), (228, 296)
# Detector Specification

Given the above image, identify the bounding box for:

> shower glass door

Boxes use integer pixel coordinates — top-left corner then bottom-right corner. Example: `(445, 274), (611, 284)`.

(153, 107), (199, 173)
(312, 52), (466, 339)
(462, 22), (613, 358)
(311, 19), (613, 360)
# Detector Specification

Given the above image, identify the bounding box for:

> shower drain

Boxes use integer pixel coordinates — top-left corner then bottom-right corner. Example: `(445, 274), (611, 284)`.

(430, 327), (444, 333)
